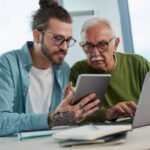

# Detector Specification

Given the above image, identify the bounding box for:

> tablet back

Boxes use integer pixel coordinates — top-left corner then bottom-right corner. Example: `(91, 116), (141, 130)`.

(72, 74), (111, 105)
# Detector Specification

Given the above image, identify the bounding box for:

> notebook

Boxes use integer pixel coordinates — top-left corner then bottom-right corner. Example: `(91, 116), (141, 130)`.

(18, 126), (74, 140)
(59, 132), (127, 147)
(52, 124), (131, 141)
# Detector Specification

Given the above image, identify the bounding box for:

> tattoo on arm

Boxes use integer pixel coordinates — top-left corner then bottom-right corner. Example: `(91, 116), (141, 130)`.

(48, 111), (77, 128)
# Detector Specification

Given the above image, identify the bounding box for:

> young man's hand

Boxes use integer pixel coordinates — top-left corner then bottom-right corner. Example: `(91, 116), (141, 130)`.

(48, 83), (100, 127)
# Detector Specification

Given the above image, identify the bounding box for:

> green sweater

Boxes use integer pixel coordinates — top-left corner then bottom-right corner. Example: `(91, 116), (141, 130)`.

(70, 52), (150, 122)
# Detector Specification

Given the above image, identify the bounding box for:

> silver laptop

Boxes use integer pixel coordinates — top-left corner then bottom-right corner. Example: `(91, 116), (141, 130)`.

(133, 71), (150, 128)
(113, 72), (150, 128)
(95, 72), (150, 129)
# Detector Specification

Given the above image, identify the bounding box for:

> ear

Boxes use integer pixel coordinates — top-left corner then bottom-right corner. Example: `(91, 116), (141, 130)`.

(32, 30), (42, 43)
(114, 37), (120, 52)
(79, 42), (88, 56)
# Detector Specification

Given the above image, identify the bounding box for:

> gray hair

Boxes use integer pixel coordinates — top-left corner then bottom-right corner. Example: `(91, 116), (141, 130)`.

(80, 17), (115, 41)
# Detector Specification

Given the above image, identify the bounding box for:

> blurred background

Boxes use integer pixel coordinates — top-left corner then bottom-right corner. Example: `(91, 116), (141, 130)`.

(0, 0), (149, 66)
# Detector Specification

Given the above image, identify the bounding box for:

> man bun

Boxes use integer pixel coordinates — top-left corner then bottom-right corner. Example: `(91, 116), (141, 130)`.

(39, 0), (58, 9)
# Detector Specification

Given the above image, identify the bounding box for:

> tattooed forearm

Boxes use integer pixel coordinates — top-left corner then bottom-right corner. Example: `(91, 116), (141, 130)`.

(48, 111), (78, 128)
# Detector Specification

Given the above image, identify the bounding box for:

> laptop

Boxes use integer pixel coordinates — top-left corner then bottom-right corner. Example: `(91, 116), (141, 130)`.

(132, 71), (150, 128)
(104, 71), (150, 128)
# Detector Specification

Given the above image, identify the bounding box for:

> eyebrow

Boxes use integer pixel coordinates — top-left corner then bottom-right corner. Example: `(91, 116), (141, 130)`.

(84, 40), (108, 45)
(46, 31), (73, 39)
(83, 41), (94, 45)
(54, 34), (73, 39)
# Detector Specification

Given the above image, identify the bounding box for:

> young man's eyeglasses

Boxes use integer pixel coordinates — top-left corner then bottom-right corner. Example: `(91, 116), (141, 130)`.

(43, 31), (76, 48)
(80, 36), (116, 53)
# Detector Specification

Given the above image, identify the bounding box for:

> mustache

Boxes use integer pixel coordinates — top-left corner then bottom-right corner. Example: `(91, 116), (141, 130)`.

(91, 56), (104, 61)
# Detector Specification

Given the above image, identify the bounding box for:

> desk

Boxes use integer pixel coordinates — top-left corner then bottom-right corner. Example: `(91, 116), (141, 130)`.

(0, 125), (150, 150)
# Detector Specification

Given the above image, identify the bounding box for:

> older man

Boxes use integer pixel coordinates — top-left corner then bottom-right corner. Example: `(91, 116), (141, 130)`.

(70, 17), (150, 122)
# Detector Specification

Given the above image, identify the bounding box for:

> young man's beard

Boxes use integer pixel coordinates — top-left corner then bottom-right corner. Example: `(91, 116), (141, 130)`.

(40, 34), (67, 65)
(41, 43), (66, 65)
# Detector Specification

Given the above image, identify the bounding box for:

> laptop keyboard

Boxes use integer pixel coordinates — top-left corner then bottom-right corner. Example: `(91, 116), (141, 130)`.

(89, 118), (133, 126)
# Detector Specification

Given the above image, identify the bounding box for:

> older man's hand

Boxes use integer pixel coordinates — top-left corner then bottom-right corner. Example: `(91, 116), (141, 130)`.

(106, 101), (137, 121)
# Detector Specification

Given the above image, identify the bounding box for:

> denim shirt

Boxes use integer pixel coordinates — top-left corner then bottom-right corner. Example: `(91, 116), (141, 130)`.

(0, 42), (70, 136)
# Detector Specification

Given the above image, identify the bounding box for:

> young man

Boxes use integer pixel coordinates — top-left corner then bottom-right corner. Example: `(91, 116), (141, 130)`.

(0, 0), (100, 136)
(70, 17), (150, 122)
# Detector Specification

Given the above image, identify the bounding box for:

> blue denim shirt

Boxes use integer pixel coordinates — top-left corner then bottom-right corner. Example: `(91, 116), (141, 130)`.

(0, 42), (70, 136)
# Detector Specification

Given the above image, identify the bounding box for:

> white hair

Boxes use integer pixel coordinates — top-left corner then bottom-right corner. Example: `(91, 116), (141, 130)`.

(80, 17), (115, 42)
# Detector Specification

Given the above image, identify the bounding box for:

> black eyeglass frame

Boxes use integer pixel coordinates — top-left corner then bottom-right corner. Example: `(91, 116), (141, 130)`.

(80, 36), (116, 53)
(43, 31), (76, 48)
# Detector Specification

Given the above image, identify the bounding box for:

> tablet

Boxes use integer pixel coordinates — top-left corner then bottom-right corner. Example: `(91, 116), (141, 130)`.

(72, 74), (111, 105)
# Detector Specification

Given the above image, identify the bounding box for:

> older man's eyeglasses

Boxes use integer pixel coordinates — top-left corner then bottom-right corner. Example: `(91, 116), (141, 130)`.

(80, 36), (116, 53)
(43, 31), (76, 48)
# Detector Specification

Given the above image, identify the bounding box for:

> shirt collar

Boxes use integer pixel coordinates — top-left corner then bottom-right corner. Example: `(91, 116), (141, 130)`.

(21, 41), (64, 74)
(21, 41), (33, 70)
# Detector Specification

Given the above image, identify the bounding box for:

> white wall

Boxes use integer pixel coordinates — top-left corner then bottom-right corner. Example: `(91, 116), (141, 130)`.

(63, 0), (124, 66)
(128, 0), (150, 60)
(0, 0), (39, 53)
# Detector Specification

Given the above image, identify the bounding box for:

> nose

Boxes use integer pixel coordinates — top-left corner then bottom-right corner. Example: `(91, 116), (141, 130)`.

(92, 46), (101, 56)
(59, 41), (68, 51)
